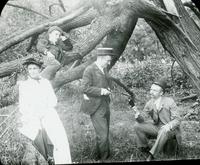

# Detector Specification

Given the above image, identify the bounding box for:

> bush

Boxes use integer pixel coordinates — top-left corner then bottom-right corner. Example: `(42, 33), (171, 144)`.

(172, 64), (191, 90)
(0, 76), (18, 108)
(122, 59), (169, 90)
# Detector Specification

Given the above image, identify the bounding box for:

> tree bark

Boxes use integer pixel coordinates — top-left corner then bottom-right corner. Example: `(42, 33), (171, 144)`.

(0, 54), (40, 78)
(162, 0), (178, 16)
(52, 10), (138, 91)
(27, 9), (98, 52)
(0, 10), (98, 78)
(173, 0), (200, 51)
(52, 58), (95, 91)
(61, 9), (98, 32)
(146, 0), (200, 95)
(0, 9), (118, 78)
(2, 0), (200, 97)
(147, 19), (200, 94)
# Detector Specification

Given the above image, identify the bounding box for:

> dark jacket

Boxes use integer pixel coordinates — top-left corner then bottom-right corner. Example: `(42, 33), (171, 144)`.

(36, 33), (73, 62)
(80, 63), (113, 115)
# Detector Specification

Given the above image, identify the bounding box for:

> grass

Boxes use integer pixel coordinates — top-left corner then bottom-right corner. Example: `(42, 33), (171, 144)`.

(1, 82), (200, 164)
(56, 83), (200, 163)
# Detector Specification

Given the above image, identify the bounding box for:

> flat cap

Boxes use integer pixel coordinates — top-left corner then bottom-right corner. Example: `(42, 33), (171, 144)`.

(47, 26), (63, 34)
(153, 77), (168, 92)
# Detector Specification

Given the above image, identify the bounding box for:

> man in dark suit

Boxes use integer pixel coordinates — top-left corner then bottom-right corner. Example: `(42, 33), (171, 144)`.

(133, 78), (182, 161)
(80, 47), (115, 161)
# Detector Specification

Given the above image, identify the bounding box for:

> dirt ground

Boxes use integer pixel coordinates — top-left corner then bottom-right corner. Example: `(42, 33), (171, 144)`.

(55, 85), (200, 163)
(1, 85), (200, 164)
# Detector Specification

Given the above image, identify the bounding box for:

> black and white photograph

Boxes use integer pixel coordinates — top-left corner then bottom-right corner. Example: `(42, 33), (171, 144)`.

(0, 0), (200, 164)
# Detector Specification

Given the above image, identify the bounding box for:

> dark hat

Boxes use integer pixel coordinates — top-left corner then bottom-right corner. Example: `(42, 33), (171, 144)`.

(153, 78), (168, 92)
(23, 58), (43, 68)
(47, 26), (63, 34)
(97, 47), (115, 56)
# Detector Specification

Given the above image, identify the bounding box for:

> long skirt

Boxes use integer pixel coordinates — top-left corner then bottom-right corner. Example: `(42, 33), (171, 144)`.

(19, 109), (72, 164)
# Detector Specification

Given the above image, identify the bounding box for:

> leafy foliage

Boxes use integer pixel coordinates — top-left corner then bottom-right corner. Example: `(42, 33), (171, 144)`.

(121, 19), (168, 63)
(121, 59), (169, 89)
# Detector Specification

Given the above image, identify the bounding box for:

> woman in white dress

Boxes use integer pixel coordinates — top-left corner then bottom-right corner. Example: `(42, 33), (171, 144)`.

(18, 58), (72, 164)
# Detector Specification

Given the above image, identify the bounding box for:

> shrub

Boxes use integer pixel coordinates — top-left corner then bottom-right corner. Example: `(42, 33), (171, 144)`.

(122, 59), (169, 90)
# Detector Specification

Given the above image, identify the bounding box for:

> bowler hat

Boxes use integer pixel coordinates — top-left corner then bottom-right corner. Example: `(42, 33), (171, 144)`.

(23, 58), (43, 68)
(97, 47), (115, 56)
(153, 78), (168, 92)
(47, 26), (63, 34)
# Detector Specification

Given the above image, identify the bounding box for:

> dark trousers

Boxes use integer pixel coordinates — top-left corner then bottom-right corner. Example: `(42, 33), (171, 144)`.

(90, 100), (110, 160)
(41, 56), (61, 80)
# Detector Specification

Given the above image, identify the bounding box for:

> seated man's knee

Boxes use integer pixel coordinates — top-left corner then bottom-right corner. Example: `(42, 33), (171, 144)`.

(158, 127), (171, 137)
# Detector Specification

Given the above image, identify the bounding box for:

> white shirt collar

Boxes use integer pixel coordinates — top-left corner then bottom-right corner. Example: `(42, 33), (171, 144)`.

(95, 61), (105, 74)
(154, 96), (162, 110)
(27, 76), (43, 82)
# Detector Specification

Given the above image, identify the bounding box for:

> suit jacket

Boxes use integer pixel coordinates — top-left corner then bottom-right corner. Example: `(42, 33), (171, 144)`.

(80, 63), (112, 115)
(137, 96), (182, 145)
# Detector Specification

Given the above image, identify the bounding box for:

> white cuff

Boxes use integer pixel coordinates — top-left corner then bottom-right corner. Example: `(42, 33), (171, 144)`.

(101, 88), (104, 95)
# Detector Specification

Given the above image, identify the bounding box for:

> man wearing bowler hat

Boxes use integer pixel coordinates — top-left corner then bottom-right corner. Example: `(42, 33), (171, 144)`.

(80, 47), (115, 161)
(133, 78), (182, 161)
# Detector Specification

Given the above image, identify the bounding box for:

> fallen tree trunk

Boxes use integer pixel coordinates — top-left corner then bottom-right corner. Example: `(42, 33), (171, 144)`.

(180, 94), (197, 102)
(52, 9), (138, 93)
(26, 9), (98, 51)
(0, 9), (118, 79)
(2, 0), (200, 102)
(0, 5), (91, 54)
(0, 9), (98, 78)
(0, 53), (40, 78)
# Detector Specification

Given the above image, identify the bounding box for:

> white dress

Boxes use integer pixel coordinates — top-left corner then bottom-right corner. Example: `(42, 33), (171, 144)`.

(18, 77), (72, 164)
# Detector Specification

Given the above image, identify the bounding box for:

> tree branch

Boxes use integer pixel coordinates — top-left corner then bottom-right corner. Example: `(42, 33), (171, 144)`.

(0, 5), (91, 54)
(6, 2), (50, 19)
(49, 0), (67, 15)
(58, 0), (66, 12)
(173, 0), (200, 51)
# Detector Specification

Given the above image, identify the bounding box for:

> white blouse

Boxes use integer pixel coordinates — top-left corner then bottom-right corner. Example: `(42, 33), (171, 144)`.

(18, 77), (57, 140)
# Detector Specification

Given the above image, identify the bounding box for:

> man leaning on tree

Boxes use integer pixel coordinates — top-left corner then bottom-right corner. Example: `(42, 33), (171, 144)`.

(36, 25), (73, 80)
(80, 47), (115, 161)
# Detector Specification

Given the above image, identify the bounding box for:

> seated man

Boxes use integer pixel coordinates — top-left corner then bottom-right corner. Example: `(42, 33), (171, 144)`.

(133, 78), (182, 161)
(36, 25), (73, 80)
